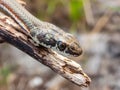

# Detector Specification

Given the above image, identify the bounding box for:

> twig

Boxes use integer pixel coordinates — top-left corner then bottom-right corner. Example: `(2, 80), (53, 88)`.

(91, 11), (113, 34)
(83, 0), (95, 25)
(0, 9), (91, 87)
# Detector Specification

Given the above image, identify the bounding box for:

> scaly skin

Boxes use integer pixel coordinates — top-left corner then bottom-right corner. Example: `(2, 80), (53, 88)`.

(0, 0), (83, 58)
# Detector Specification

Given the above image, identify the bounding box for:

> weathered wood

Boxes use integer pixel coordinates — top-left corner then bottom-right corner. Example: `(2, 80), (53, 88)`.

(0, 10), (91, 87)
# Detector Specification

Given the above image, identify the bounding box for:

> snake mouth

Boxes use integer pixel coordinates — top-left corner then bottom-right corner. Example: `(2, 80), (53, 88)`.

(65, 46), (83, 57)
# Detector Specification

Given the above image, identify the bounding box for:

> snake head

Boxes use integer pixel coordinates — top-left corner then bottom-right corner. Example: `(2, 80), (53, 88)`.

(36, 32), (82, 58)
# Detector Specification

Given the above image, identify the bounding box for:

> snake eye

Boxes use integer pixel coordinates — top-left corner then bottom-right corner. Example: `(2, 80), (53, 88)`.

(57, 41), (66, 51)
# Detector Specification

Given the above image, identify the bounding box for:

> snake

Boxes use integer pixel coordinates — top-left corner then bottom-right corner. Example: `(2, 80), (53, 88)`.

(0, 0), (82, 58)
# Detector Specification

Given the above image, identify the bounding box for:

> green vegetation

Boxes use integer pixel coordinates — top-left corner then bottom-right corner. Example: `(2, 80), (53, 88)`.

(32, 0), (85, 31)
(0, 66), (11, 85)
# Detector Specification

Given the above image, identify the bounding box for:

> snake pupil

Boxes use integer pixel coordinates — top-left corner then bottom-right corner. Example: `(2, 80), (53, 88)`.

(57, 41), (66, 51)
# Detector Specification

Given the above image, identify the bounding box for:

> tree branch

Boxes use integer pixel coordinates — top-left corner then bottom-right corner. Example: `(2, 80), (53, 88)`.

(0, 12), (91, 87)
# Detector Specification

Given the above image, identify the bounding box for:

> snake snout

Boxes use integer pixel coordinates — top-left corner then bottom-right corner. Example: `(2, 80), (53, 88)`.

(65, 42), (83, 57)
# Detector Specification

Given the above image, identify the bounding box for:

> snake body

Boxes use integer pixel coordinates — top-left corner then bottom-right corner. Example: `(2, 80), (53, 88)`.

(0, 0), (82, 58)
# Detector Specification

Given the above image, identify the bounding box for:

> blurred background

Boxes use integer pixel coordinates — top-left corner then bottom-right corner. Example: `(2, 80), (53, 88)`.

(0, 0), (120, 90)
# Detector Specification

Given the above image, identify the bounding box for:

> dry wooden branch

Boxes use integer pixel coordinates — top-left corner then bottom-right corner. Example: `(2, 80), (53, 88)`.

(0, 11), (91, 87)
